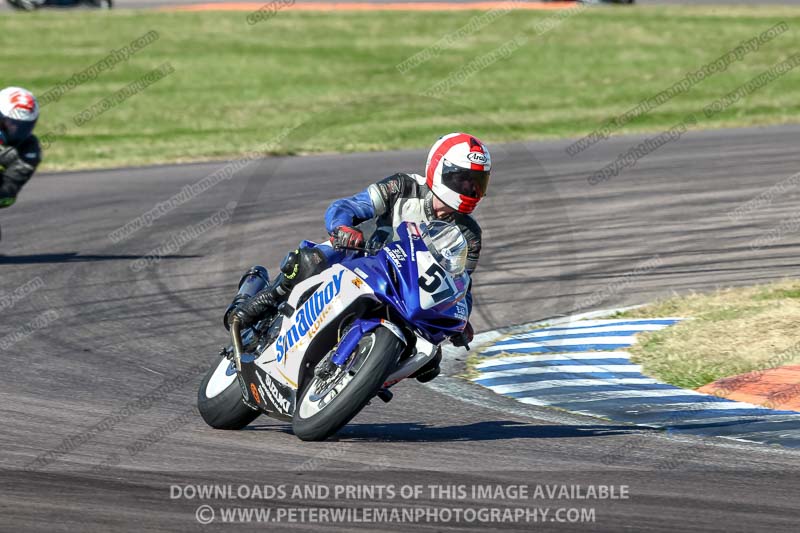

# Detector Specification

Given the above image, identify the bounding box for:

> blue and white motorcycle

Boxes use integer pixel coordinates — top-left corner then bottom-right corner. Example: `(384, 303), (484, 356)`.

(197, 220), (471, 441)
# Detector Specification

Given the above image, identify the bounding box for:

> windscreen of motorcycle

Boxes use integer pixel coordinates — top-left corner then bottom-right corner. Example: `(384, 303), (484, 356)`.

(420, 220), (468, 276)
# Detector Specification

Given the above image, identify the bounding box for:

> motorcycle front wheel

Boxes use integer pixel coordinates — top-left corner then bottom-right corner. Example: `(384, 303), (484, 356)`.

(292, 327), (403, 441)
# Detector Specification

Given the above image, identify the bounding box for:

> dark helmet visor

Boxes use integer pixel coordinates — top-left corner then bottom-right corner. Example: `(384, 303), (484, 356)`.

(1, 116), (36, 145)
(441, 160), (490, 199)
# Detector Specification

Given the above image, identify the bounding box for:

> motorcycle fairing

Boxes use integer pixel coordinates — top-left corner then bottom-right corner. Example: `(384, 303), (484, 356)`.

(239, 222), (470, 418)
(243, 266), (379, 408)
(341, 222), (469, 345)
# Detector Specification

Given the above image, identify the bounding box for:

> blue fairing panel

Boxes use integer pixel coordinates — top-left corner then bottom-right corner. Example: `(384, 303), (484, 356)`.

(341, 222), (468, 345)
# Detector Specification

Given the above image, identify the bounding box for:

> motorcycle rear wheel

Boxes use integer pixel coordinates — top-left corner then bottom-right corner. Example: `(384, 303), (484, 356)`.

(197, 355), (260, 430)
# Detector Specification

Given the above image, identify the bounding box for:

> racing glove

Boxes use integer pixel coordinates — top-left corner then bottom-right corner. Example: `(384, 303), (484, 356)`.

(330, 225), (364, 249)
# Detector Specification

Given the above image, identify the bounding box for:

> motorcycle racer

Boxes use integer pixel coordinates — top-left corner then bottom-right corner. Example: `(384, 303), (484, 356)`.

(227, 132), (491, 381)
(0, 87), (42, 213)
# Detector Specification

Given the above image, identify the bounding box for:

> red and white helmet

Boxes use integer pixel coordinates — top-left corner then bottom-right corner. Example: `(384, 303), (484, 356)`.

(0, 87), (39, 145)
(425, 132), (491, 214)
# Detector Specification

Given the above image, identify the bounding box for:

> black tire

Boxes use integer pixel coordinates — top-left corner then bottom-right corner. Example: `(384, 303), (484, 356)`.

(197, 357), (261, 430)
(292, 327), (403, 441)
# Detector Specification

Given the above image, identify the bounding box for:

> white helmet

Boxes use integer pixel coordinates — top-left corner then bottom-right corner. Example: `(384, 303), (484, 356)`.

(0, 87), (39, 145)
(425, 132), (491, 214)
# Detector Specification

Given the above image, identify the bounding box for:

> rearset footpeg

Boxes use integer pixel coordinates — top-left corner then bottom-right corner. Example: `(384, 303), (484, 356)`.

(376, 388), (393, 403)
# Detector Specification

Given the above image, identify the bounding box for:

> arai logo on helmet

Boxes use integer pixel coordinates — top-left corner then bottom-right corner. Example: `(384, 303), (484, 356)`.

(466, 152), (488, 165)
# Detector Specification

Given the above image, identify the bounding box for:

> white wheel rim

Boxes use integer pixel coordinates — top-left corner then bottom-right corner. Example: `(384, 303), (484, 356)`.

(297, 333), (376, 420)
(205, 356), (238, 399)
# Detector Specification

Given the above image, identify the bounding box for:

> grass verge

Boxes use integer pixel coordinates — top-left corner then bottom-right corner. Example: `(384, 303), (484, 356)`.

(619, 280), (800, 389)
(2, 6), (800, 170)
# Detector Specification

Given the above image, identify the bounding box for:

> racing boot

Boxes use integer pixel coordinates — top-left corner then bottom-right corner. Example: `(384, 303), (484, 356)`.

(227, 249), (304, 329)
(231, 285), (283, 329)
(229, 247), (329, 329)
(412, 346), (442, 383)
(227, 268), (292, 330)
(223, 266), (270, 330)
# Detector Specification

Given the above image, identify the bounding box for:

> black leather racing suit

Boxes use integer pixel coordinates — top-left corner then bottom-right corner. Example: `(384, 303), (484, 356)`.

(321, 171), (481, 331)
(325, 172), (482, 274)
(0, 135), (42, 209)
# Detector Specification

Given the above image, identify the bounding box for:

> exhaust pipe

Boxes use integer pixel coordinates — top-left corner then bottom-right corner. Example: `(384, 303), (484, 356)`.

(230, 317), (245, 372)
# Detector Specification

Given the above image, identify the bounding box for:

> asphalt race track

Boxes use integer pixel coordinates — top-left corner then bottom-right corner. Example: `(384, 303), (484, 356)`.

(3, 124), (800, 531)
